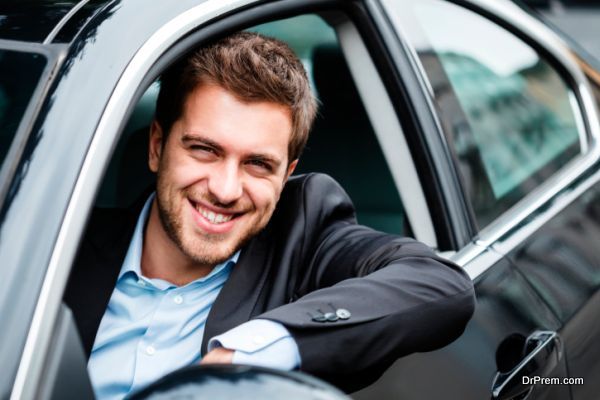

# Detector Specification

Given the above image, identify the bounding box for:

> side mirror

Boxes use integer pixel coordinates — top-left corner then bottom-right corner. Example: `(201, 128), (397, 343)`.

(127, 364), (350, 400)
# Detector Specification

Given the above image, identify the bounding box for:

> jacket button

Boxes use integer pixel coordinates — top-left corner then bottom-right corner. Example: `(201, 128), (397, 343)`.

(336, 309), (351, 320)
(324, 312), (338, 322)
(312, 314), (327, 322)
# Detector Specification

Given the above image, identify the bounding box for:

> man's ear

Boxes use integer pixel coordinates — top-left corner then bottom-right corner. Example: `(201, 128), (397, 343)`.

(149, 120), (163, 173)
(285, 159), (298, 182)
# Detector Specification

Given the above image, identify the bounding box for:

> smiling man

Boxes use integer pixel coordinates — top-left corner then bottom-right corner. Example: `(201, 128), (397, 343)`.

(144, 83), (295, 287)
(65, 32), (475, 399)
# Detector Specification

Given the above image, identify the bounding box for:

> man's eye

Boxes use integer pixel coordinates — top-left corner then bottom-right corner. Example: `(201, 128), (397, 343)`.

(190, 145), (216, 154)
(247, 159), (272, 172)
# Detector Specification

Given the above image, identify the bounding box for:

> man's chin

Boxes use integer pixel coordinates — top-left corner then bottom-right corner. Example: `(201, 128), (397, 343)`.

(181, 219), (266, 267)
(180, 237), (242, 267)
(185, 248), (237, 267)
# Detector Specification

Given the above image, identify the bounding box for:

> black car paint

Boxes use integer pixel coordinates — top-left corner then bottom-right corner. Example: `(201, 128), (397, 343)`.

(503, 179), (600, 399)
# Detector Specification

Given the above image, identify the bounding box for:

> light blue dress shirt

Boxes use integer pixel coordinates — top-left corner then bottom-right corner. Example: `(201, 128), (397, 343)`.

(88, 195), (300, 400)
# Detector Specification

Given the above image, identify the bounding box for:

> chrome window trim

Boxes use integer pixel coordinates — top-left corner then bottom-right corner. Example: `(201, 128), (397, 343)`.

(380, 0), (600, 272)
(491, 165), (600, 256)
(437, 240), (503, 281)
(476, 141), (600, 248)
(451, 242), (503, 281)
(336, 19), (438, 248)
(570, 90), (589, 153)
(10, 1), (259, 399)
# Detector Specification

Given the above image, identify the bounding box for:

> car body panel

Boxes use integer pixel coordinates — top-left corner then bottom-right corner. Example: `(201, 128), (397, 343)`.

(352, 248), (571, 400)
(495, 175), (600, 399)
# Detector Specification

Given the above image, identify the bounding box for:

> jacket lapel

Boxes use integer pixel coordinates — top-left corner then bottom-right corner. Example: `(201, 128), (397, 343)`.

(65, 203), (143, 357)
(201, 231), (271, 354)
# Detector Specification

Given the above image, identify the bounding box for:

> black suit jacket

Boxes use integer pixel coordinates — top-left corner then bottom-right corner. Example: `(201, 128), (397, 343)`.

(64, 173), (475, 391)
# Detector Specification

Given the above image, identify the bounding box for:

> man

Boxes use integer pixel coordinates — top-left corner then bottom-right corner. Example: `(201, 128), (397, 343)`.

(65, 32), (475, 399)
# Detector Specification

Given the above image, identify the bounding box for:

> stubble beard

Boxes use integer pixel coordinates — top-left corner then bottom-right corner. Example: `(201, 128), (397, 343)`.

(155, 188), (270, 268)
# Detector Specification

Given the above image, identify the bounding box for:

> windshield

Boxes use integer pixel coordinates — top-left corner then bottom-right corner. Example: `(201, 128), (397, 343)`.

(0, 48), (46, 167)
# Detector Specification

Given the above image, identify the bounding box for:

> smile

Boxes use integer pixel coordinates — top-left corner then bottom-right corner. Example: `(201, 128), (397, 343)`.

(189, 199), (244, 233)
(196, 205), (234, 224)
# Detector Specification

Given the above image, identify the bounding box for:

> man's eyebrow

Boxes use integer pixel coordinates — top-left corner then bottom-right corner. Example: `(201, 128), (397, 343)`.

(181, 134), (223, 152)
(181, 133), (284, 167)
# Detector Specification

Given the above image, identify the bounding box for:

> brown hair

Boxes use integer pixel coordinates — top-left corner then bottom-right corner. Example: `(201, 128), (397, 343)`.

(155, 31), (317, 162)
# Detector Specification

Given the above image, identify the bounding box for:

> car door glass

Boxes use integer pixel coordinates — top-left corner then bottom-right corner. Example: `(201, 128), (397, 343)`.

(0, 49), (46, 169)
(387, 0), (584, 227)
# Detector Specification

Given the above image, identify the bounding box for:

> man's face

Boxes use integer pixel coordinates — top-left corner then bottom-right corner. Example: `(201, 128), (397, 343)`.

(148, 84), (297, 267)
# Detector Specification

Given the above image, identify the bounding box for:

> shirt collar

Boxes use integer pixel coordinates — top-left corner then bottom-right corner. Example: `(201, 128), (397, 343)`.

(118, 193), (240, 285)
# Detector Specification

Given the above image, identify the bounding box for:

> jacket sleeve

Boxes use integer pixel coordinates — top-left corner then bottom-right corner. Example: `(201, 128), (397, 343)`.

(256, 173), (475, 392)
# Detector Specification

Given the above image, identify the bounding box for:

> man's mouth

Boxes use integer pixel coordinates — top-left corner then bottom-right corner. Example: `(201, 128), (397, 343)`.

(190, 200), (240, 225)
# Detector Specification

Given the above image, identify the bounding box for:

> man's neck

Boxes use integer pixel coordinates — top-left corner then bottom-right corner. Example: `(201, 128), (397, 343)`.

(141, 200), (214, 286)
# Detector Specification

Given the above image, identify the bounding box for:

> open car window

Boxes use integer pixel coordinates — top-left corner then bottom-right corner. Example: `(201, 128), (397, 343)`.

(98, 14), (411, 237)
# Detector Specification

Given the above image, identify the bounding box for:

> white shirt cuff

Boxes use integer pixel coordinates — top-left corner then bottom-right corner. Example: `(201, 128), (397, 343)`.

(208, 319), (301, 370)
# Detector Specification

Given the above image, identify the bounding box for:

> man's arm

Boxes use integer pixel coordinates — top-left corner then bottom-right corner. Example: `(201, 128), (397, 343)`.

(261, 227), (474, 390)
(204, 173), (474, 391)
(257, 174), (475, 391)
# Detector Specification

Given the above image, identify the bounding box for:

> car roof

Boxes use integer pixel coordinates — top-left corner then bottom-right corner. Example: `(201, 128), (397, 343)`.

(0, 0), (112, 43)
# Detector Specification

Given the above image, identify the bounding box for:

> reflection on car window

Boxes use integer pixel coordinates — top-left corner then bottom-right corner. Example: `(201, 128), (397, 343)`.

(390, 0), (583, 227)
(0, 49), (46, 169)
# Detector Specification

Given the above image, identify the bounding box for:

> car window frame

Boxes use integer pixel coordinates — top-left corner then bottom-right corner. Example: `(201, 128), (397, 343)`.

(333, 17), (437, 247)
(394, 0), (591, 227)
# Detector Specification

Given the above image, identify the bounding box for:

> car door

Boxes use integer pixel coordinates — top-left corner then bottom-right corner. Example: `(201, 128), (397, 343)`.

(353, 0), (600, 398)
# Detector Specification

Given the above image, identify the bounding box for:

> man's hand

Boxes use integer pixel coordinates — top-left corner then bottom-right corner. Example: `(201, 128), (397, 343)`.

(200, 347), (234, 364)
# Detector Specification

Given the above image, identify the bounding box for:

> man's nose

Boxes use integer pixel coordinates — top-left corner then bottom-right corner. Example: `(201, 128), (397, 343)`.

(207, 161), (243, 205)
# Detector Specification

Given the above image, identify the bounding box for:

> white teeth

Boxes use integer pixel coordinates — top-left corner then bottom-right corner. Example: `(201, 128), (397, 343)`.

(195, 204), (234, 224)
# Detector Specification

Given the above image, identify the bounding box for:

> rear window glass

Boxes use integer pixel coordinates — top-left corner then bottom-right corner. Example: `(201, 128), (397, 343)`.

(387, 0), (584, 227)
(0, 49), (46, 168)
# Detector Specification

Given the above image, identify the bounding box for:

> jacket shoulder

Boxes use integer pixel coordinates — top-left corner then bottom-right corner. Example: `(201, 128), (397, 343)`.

(280, 173), (356, 224)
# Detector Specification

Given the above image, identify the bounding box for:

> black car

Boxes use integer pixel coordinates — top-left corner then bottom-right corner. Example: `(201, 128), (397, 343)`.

(2, 0), (600, 399)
